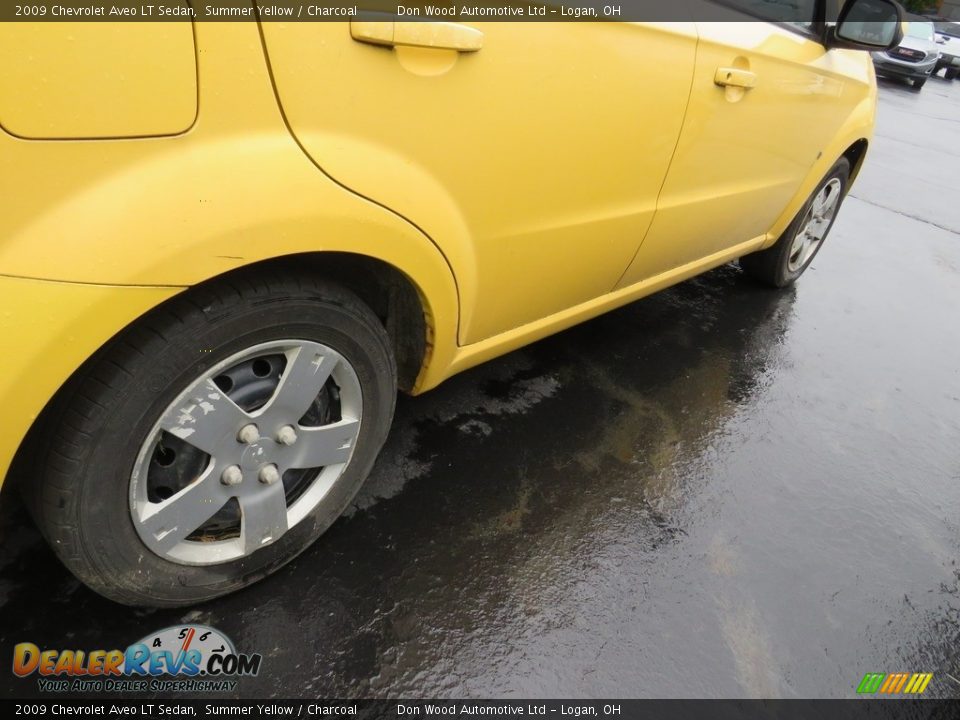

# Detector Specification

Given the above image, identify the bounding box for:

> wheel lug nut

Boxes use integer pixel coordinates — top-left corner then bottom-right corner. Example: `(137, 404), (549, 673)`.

(221, 465), (243, 486)
(276, 425), (298, 446)
(237, 424), (260, 445)
(259, 464), (281, 485)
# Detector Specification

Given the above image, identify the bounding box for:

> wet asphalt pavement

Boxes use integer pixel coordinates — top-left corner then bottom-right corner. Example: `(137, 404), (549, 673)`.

(2, 76), (960, 700)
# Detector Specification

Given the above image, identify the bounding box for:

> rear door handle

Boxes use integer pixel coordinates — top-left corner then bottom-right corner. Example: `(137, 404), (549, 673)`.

(351, 19), (483, 52)
(714, 68), (757, 89)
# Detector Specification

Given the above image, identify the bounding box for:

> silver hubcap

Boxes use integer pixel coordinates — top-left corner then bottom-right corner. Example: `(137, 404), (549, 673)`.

(788, 178), (843, 273)
(129, 340), (362, 566)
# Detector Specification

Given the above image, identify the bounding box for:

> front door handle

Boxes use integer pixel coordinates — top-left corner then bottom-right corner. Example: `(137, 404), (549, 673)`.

(714, 68), (757, 89)
(351, 20), (484, 52)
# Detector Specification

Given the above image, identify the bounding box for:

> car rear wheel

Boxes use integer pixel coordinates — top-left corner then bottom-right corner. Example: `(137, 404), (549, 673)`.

(740, 157), (850, 288)
(22, 271), (397, 606)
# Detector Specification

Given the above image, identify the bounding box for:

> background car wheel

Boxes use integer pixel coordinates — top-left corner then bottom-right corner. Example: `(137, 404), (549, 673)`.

(21, 270), (397, 606)
(739, 157), (851, 288)
(946, 68), (959, 80)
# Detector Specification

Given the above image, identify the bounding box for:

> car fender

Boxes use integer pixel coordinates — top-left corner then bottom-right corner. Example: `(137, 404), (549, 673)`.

(0, 132), (461, 392)
(760, 91), (875, 249)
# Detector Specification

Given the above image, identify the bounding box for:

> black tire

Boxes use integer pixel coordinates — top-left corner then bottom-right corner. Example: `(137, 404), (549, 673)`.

(946, 68), (959, 80)
(913, 78), (926, 90)
(21, 270), (397, 607)
(740, 158), (851, 288)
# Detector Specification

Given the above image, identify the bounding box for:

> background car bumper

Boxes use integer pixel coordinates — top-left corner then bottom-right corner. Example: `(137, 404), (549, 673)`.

(0, 275), (180, 488)
(871, 53), (938, 79)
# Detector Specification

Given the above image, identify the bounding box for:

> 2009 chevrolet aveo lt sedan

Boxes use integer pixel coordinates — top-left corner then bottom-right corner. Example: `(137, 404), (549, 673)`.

(0, 0), (903, 606)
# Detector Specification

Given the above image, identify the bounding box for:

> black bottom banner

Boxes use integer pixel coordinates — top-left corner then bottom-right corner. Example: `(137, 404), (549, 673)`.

(4, 700), (959, 720)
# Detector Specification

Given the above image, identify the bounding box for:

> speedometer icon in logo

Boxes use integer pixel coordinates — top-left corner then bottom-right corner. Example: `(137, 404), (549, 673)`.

(124, 625), (263, 677)
(127, 624), (260, 677)
(139, 625), (235, 660)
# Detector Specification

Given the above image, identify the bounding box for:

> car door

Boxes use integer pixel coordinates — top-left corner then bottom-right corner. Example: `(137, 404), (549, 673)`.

(616, 0), (863, 288)
(256, 17), (697, 344)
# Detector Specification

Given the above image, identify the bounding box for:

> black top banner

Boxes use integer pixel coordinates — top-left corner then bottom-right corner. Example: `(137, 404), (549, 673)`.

(1, 0), (848, 23)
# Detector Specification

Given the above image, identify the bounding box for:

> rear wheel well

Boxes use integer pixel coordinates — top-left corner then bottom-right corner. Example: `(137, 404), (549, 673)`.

(8, 251), (429, 504)
(231, 253), (429, 393)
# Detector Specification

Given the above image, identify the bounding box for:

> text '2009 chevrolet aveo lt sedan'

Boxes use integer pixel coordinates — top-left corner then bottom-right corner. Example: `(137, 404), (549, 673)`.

(0, 0), (904, 605)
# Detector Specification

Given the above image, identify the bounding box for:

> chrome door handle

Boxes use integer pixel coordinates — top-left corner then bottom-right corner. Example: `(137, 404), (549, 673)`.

(714, 68), (757, 89)
(351, 19), (483, 52)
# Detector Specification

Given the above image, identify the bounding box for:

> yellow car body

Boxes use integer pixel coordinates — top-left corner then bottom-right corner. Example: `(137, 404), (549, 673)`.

(0, 17), (878, 494)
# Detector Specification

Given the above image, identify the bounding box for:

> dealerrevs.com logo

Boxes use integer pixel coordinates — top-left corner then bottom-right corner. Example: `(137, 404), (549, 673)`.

(12, 625), (262, 693)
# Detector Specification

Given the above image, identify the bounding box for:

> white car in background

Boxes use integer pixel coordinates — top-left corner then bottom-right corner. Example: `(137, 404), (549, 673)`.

(934, 20), (960, 79)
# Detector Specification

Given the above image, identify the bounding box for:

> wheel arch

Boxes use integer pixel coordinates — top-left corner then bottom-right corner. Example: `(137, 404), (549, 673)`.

(3, 249), (452, 497)
(842, 138), (869, 187)
(218, 252), (433, 395)
(760, 131), (873, 250)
